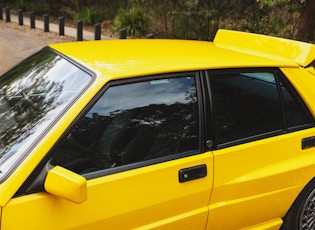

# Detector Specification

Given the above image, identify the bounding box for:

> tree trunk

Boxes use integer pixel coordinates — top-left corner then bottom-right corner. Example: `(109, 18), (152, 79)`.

(297, 0), (315, 42)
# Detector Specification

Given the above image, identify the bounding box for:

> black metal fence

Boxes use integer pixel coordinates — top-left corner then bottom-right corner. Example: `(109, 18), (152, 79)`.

(0, 7), (152, 40)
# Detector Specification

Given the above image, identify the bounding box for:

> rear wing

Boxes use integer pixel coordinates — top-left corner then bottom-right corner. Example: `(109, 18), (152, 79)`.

(213, 29), (315, 68)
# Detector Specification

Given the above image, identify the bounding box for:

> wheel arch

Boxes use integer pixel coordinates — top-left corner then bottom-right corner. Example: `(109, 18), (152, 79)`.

(281, 176), (315, 229)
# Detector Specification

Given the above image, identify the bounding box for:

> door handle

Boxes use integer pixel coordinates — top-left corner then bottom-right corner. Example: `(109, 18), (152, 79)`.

(302, 136), (315, 149)
(179, 164), (207, 183)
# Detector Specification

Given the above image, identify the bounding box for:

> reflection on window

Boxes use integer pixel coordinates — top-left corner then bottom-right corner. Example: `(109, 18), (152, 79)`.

(0, 48), (91, 178)
(53, 76), (199, 174)
(211, 72), (283, 146)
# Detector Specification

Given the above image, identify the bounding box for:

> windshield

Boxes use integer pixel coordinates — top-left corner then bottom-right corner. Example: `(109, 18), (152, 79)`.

(0, 47), (92, 180)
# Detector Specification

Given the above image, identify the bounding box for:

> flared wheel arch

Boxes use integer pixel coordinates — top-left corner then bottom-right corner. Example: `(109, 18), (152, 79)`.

(281, 177), (315, 230)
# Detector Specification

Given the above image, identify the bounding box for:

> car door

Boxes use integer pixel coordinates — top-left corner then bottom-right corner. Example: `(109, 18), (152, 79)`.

(1, 72), (213, 230)
(205, 69), (315, 229)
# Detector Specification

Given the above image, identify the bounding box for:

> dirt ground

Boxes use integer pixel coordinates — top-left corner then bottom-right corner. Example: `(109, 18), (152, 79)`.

(0, 20), (75, 75)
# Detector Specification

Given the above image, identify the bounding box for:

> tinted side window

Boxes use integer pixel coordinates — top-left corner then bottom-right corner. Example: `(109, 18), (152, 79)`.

(210, 72), (283, 146)
(278, 74), (313, 130)
(53, 75), (199, 174)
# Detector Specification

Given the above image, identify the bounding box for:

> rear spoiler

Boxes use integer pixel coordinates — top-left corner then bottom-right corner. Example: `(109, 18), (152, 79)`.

(213, 29), (315, 68)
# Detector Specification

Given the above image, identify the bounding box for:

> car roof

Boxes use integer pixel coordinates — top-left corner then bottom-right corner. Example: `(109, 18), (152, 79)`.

(49, 35), (299, 79)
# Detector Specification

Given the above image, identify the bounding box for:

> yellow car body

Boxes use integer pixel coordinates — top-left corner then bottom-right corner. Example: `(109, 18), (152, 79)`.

(0, 29), (314, 229)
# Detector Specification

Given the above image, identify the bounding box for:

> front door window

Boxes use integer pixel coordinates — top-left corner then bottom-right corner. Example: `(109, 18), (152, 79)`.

(52, 74), (200, 175)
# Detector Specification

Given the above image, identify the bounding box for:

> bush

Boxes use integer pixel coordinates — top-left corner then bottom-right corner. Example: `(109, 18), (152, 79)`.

(114, 7), (150, 37)
(73, 7), (106, 25)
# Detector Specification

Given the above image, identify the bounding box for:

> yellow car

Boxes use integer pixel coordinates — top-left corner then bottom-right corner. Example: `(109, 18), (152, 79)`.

(0, 29), (314, 230)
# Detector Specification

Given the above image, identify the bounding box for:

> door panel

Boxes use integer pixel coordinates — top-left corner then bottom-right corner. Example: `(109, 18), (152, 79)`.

(206, 129), (315, 229)
(206, 69), (315, 229)
(2, 152), (213, 229)
(2, 73), (212, 229)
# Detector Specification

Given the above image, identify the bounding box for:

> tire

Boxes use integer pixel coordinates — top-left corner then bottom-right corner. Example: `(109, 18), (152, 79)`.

(281, 179), (315, 230)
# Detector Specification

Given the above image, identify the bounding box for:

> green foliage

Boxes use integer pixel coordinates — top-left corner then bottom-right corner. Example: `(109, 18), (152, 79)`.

(257, 0), (306, 7)
(73, 7), (106, 25)
(114, 7), (150, 37)
(7, 0), (46, 15)
(2, 0), (314, 41)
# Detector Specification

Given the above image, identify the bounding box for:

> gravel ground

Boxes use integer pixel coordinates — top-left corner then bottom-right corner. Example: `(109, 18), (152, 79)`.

(0, 20), (75, 75)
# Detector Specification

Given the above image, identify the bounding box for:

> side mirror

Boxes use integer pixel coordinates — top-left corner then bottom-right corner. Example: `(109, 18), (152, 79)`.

(44, 166), (87, 204)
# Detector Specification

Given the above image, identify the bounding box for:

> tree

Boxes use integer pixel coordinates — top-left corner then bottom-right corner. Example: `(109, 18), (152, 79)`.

(297, 0), (315, 41)
(255, 0), (314, 41)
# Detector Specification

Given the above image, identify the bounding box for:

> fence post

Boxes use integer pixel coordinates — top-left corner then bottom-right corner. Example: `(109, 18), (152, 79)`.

(119, 28), (127, 39)
(44, 14), (49, 32)
(30, 12), (35, 29)
(94, 23), (101, 40)
(5, 7), (10, 23)
(18, 9), (23, 26)
(0, 7), (3, 20)
(58, 17), (65, 36)
(77, 20), (83, 41)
